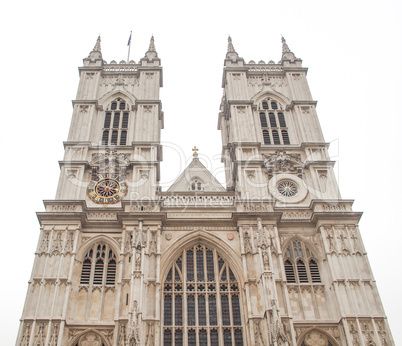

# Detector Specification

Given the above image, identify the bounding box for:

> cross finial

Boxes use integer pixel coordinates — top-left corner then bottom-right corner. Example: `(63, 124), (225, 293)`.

(192, 146), (199, 157)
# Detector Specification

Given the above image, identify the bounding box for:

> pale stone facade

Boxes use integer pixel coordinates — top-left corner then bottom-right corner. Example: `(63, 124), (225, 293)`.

(16, 36), (394, 345)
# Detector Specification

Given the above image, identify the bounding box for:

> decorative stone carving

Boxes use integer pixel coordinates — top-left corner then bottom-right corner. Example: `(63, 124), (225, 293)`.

(149, 231), (157, 255)
(282, 211), (311, 219)
(50, 231), (63, 254)
(79, 105), (89, 113)
(90, 148), (130, 175)
(262, 249), (270, 270)
(48, 323), (59, 346)
(134, 227), (145, 249)
(303, 330), (328, 346)
(87, 212), (118, 221)
(129, 204), (158, 212)
(269, 300), (288, 344)
(65, 231), (74, 253)
(127, 300), (140, 345)
(161, 195), (234, 207)
(39, 231), (49, 253)
(254, 320), (265, 345)
(322, 204), (346, 211)
(118, 324), (126, 346)
(135, 251), (141, 271)
(145, 322), (155, 346)
(263, 150), (303, 178)
(165, 232), (172, 241)
(32, 323), (45, 346)
(124, 232), (132, 253)
(51, 205), (77, 212)
(362, 323), (375, 346)
(243, 230), (253, 254)
(376, 320), (387, 345)
(242, 203), (271, 212)
(20, 323), (31, 346)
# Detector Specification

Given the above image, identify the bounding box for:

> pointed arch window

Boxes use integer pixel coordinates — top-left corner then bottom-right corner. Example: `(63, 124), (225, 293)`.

(284, 240), (321, 284)
(189, 179), (204, 191)
(79, 242), (117, 287)
(259, 99), (290, 145)
(101, 98), (130, 146)
(163, 244), (243, 345)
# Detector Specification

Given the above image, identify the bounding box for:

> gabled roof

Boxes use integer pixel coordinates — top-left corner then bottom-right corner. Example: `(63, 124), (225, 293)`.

(167, 158), (225, 192)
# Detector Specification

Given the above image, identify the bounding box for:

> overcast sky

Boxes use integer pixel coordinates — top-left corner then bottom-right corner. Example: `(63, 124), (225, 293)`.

(1, 0), (402, 344)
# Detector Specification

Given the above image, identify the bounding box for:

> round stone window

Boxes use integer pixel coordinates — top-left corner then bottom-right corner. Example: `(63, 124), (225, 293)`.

(277, 180), (298, 197)
(268, 173), (308, 204)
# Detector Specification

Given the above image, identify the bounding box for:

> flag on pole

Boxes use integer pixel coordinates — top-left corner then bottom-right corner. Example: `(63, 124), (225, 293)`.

(127, 32), (132, 46)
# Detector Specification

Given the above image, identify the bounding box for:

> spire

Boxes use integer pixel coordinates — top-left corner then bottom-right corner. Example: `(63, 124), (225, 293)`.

(227, 36), (235, 53)
(280, 36), (299, 64)
(84, 35), (103, 65)
(148, 35), (156, 52)
(226, 35), (239, 61)
(143, 35), (159, 61)
(93, 35), (101, 52)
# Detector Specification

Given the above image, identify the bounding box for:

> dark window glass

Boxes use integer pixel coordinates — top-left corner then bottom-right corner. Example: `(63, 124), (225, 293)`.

(263, 130), (271, 144)
(269, 113), (277, 127)
(229, 268), (235, 282)
(234, 329), (243, 346)
(111, 102), (117, 110)
(232, 295), (241, 325)
(187, 249), (194, 281)
(221, 266), (227, 281)
(164, 295), (172, 325)
(113, 113), (120, 128)
(271, 101), (278, 109)
(224, 329), (232, 346)
(221, 295), (230, 325)
(119, 102), (126, 110)
(259, 113), (268, 127)
(278, 112), (286, 127)
(209, 295), (217, 325)
(262, 102), (269, 110)
(297, 259), (308, 283)
(187, 295), (195, 326)
(104, 113), (111, 128)
(120, 130), (127, 145)
(175, 329), (183, 346)
(122, 113), (129, 128)
(197, 250), (204, 281)
(163, 329), (172, 346)
(282, 130), (290, 144)
(206, 250), (214, 281)
(210, 330), (219, 346)
(188, 329), (196, 346)
(111, 131), (118, 145)
(272, 130), (280, 144)
(166, 268), (172, 282)
(102, 130), (109, 145)
(199, 330), (207, 345)
(198, 295), (206, 325)
(175, 295), (182, 325)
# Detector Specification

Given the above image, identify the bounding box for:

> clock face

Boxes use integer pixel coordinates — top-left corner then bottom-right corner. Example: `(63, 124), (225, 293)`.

(87, 173), (128, 204)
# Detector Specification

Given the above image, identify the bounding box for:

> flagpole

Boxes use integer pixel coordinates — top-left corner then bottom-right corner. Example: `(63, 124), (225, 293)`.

(127, 31), (132, 62)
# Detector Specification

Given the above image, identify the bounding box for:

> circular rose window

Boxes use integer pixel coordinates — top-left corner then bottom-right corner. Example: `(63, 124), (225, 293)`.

(277, 180), (298, 197)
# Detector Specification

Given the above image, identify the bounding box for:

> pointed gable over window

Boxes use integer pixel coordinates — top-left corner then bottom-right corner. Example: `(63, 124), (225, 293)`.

(167, 158), (225, 192)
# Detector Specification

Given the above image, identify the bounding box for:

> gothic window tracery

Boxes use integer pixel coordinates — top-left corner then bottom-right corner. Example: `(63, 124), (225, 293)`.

(189, 179), (204, 191)
(80, 242), (117, 287)
(163, 244), (243, 345)
(284, 240), (321, 284)
(259, 98), (290, 145)
(102, 98), (129, 146)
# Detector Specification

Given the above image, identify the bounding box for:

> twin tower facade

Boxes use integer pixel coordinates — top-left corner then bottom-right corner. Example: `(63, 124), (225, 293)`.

(17, 36), (394, 345)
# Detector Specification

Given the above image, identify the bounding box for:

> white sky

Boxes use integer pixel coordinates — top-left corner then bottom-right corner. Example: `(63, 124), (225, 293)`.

(1, 0), (402, 344)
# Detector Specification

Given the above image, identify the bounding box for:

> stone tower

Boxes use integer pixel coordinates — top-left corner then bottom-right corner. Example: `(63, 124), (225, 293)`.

(16, 36), (394, 345)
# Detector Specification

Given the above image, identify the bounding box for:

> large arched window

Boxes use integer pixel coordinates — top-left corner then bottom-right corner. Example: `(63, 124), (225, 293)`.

(284, 240), (321, 284)
(163, 244), (243, 345)
(80, 242), (117, 287)
(101, 97), (129, 146)
(259, 98), (290, 145)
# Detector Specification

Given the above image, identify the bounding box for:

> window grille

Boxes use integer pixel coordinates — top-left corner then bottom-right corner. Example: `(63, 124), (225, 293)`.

(259, 99), (290, 145)
(163, 244), (243, 345)
(79, 242), (117, 287)
(284, 240), (321, 284)
(101, 98), (129, 145)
